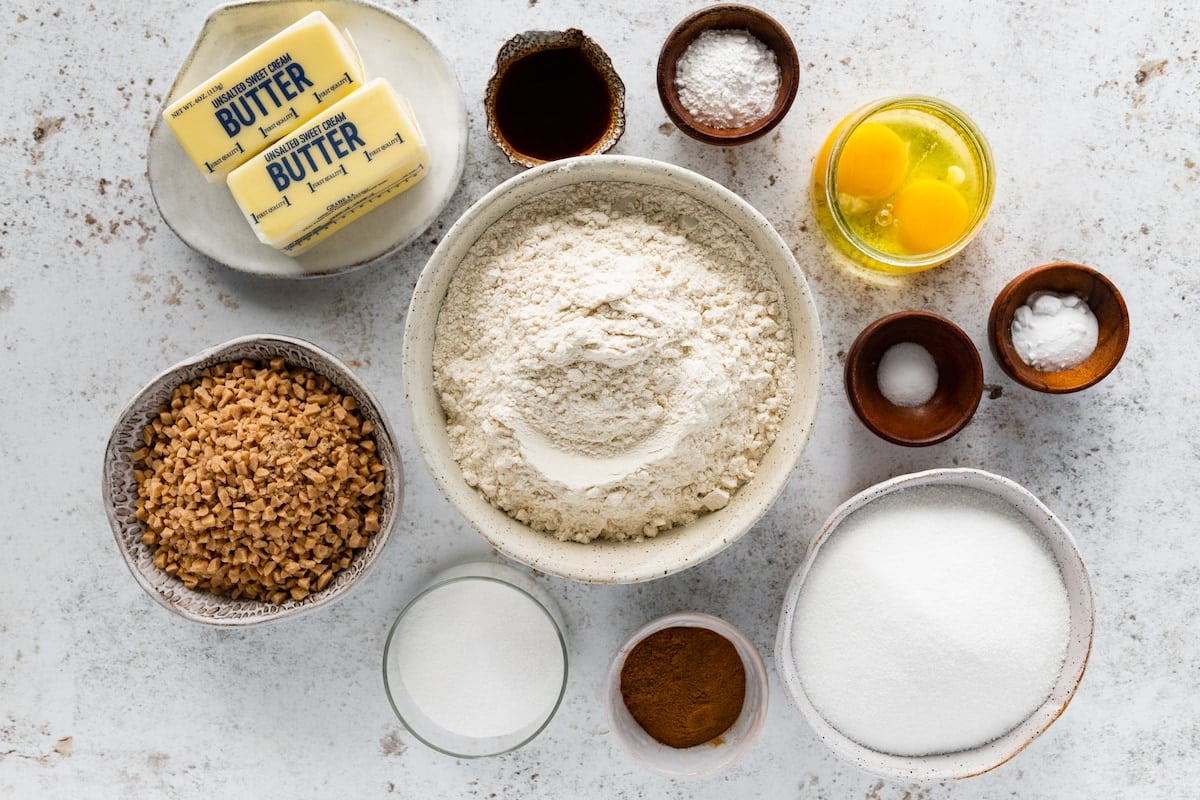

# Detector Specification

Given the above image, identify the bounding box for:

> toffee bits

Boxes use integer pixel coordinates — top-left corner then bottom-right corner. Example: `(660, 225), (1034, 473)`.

(132, 358), (386, 604)
(619, 626), (746, 748)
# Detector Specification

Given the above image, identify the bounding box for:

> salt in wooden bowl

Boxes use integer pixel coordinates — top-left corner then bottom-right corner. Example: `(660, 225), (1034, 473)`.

(845, 311), (983, 447)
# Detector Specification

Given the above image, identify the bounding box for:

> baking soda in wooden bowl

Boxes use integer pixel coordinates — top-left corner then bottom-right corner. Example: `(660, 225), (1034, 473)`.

(776, 469), (1094, 780)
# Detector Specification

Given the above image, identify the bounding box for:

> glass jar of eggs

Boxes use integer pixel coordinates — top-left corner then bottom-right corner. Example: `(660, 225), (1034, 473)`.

(812, 96), (995, 274)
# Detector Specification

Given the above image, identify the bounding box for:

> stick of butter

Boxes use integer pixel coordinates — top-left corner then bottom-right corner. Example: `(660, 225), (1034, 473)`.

(227, 78), (430, 256)
(163, 11), (364, 182)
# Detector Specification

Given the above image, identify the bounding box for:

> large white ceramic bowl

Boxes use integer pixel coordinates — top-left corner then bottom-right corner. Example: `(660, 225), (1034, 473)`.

(403, 155), (822, 583)
(103, 334), (404, 625)
(775, 468), (1094, 780)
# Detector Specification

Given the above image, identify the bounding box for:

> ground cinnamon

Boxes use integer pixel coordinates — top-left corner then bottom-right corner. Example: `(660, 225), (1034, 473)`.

(619, 625), (746, 748)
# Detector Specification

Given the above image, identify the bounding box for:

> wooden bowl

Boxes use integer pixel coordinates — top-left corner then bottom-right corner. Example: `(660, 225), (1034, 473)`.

(656, 5), (799, 145)
(988, 262), (1130, 393)
(845, 311), (983, 447)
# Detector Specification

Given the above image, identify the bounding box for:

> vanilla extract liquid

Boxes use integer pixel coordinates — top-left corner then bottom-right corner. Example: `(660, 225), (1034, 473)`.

(493, 46), (613, 162)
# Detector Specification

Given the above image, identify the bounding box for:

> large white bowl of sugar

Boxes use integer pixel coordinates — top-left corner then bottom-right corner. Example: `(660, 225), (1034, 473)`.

(403, 155), (822, 583)
(775, 467), (1094, 780)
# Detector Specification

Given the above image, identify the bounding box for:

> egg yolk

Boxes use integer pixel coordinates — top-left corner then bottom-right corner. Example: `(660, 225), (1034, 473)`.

(892, 179), (970, 254)
(836, 123), (908, 199)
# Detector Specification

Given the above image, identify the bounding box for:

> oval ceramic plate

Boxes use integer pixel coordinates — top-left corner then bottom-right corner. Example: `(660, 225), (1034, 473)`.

(148, 0), (467, 277)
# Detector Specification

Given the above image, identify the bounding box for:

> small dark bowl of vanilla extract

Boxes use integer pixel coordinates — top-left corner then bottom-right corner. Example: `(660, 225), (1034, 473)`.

(486, 29), (626, 168)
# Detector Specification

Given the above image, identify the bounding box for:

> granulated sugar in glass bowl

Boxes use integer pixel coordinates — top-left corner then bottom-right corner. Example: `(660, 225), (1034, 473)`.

(383, 561), (568, 757)
(403, 155), (822, 584)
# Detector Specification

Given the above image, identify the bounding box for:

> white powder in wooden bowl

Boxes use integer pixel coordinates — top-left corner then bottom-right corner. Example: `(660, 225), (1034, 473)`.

(877, 342), (938, 407)
(675, 29), (781, 129)
(432, 181), (795, 542)
(1011, 291), (1099, 371)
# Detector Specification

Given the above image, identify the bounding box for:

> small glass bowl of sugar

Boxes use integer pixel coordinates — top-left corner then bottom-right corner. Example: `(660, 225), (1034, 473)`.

(382, 561), (568, 757)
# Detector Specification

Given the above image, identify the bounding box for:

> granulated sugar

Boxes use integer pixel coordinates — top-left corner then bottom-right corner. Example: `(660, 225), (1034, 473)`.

(790, 484), (1070, 757)
(390, 578), (565, 739)
(432, 181), (795, 542)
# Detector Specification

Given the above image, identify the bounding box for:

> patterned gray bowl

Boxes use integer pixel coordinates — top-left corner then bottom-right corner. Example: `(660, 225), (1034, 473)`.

(102, 334), (403, 626)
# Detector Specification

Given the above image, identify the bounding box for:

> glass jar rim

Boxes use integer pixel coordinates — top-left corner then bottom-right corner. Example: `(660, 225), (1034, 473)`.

(822, 95), (996, 270)
(381, 572), (569, 758)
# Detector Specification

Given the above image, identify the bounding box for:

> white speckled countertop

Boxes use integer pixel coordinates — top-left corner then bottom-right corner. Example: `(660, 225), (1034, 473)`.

(2, 1), (1197, 797)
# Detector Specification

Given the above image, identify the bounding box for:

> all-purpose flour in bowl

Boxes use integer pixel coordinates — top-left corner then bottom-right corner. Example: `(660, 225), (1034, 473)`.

(432, 181), (795, 542)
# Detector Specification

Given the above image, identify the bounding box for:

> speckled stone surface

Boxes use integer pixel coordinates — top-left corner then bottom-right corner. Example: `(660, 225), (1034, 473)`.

(1, 1), (1196, 797)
